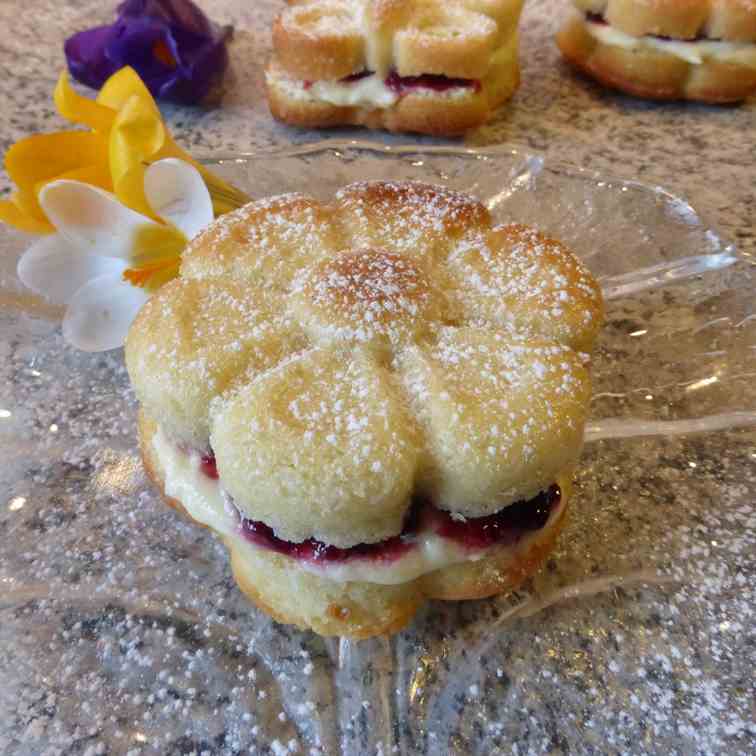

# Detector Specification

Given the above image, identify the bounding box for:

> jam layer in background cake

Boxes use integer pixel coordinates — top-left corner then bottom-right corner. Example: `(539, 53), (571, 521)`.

(304, 69), (481, 94)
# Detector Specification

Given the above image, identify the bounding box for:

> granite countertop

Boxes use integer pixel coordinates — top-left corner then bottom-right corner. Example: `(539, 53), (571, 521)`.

(0, 2), (754, 755)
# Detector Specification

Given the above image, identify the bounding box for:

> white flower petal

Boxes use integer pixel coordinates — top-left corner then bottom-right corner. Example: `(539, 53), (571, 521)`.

(17, 234), (127, 305)
(144, 158), (213, 240)
(39, 180), (160, 260)
(63, 274), (150, 352)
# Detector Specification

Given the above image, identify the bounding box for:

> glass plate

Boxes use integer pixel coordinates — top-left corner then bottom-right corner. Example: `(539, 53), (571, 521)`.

(1, 142), (754, 756)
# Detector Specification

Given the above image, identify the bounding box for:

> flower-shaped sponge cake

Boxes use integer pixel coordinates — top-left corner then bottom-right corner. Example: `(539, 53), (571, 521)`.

(126, 181), (604, 638)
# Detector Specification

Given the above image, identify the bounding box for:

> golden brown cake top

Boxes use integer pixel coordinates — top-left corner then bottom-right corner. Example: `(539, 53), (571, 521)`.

(574, 0), (756, 42)
(273, 0), (525, 80)
(126, 181), (604, 548)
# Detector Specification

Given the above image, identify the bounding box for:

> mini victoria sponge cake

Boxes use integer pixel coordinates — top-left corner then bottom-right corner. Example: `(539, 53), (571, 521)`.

(556, 0), (756, 102)
(265, 0), (525, 135)
(125, 181), (604, 638)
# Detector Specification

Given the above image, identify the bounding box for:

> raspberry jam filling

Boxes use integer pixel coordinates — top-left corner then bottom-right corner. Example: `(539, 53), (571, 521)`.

(240, 513), (420, 565)
(200, 453), (219, 480)
(340, 70), (373, 84)
(423, 487), (558, 550)
(384, 70), (481, 94)
(238, 486), (560, 564)
(585, 12), (607, 25)
(304, 69), (480, 93)
(195, 448), (560, 565)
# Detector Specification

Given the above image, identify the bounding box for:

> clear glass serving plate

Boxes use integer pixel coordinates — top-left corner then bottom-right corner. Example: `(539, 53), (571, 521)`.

(1, 143), (754, 755)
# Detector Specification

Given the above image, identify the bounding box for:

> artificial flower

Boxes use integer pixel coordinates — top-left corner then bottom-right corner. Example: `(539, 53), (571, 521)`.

(65, 0), (231, 105)
(0, 66), (247, 235)
(17, 158), (213, 351)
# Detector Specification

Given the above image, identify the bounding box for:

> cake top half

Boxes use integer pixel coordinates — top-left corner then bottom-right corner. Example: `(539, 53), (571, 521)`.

(126, 180), (604, 548)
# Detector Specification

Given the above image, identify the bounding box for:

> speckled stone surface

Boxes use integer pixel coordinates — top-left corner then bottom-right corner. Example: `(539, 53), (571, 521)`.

(0, 3), (755, 756)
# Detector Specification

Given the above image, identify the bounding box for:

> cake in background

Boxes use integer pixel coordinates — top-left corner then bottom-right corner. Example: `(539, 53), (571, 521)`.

(266, 0), (526, 135)
(556, 0), (756, 102)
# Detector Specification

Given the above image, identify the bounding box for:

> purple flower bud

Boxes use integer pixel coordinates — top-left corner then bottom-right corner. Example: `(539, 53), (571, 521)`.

(64, 0), (231, 105)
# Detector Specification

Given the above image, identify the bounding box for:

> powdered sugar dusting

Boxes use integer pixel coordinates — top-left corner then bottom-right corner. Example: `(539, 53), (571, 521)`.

(447, 223), (603, 349)
(335, 180), (489, 261)
(292, 248), (438, 347)
(181, 193), (338, 290)
(127, 278), (304, 448)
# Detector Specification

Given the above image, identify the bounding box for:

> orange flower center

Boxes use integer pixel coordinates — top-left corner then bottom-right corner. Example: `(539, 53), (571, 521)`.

(153, 40), (178, 69)
(122, 224), (186, 291)
(123, 257), (180, 290)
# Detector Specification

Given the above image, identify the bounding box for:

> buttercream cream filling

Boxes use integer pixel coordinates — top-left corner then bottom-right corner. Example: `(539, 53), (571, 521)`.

(152, 425), (564, 585)
(290, 32), (519, 109)
(584, 15), (756, 66)
(303, 70), (480, 108)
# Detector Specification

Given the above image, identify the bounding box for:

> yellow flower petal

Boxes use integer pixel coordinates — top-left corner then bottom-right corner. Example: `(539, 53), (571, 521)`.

(5, 132), (109, 191)
(97, 66), (157, 111)
(3, 132), (110, 230)
(53, 163), (113, 193)
(9, 187), (52, 228)
(54, 71), (115, 134)
(95, 67), (169, 218)
(109, 94), (167, 219)
(20, 162), (113, 232)
(0, 195), (53, 234)
(95, 67), (248, 214)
